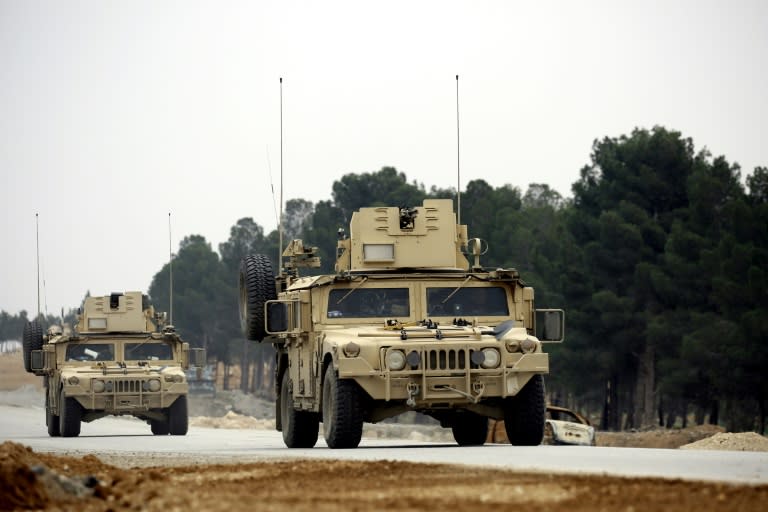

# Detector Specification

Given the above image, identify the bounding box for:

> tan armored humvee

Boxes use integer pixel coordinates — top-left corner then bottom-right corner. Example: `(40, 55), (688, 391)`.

(24, 291), (206, 437)
(239, 199), (564, 449)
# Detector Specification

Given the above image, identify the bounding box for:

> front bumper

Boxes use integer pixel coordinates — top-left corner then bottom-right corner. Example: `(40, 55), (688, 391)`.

(337, 345), (548, 405)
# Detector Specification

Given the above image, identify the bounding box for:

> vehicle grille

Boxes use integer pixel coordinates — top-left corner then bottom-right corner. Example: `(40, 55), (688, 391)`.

(114, 379), (143, 393)
(426, 348), (471, 371)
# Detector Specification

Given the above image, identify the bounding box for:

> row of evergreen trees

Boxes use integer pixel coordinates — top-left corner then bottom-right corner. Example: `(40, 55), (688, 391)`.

(3, 126), (765, 432)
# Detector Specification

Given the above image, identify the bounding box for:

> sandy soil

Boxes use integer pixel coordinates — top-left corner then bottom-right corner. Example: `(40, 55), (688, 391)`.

(3, 351), (768, 511)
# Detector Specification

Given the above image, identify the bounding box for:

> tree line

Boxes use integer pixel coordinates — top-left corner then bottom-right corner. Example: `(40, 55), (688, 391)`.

(2, 126), (765, 433)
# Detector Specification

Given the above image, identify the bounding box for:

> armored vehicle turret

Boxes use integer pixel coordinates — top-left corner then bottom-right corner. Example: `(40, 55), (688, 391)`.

(23, 291), (206, 437)
(239, 199), (563, 448)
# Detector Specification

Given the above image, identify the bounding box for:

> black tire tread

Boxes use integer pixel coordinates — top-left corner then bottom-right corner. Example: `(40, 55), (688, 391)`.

(322, 366), (364, 449)
(22, 321), (44, 373)
(168, 395), (189, 435)
(239, 254), (276, 341)
(280, 371), (319, 448)
(451, 412), (489, 446)
(59, 389), (81, 437)
(46, 390), (60, 437)
(503, 374), (546, 446)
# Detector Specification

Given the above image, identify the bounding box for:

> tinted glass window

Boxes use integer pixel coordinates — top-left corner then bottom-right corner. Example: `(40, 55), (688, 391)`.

(427, 287), (509, 316)
(125, 342), (173, 361)
(328, 288), (410, 318)
(65, 343), (115, 362)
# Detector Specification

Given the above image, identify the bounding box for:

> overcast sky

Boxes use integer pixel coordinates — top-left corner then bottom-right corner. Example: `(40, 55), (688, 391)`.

(1, 0), (766, 319)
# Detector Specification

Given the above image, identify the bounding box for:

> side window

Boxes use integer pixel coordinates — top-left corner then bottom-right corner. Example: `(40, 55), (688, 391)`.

(328, 288), (410, 318)
(427, 287), (509, 316)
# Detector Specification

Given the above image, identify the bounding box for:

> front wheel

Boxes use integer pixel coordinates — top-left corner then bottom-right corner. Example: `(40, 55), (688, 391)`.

(503, 374), (545, 446)
(451, 412), (489, 446)
(322, 365), (364, 449)
(59, 389), (81, 437)
(45, 390), (60, 437)
(280, 371), (319, 448)
(168, 396), (188, 435)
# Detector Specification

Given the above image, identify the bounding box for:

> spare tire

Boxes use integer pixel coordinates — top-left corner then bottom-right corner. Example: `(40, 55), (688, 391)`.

(239, 254), (277, 341)
(22, 320), (44, 373)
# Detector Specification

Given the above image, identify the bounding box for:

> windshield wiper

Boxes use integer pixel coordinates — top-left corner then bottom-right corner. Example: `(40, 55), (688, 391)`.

(441, 276), (472, 304)
(334, 277), (368, 304)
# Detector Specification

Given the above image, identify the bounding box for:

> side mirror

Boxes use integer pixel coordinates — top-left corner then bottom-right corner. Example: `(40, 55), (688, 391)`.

(266, 302), (288, 333)
(30, 350), (45, 372)
(535, 309), (565, 343)
(189, 348), (206, 368)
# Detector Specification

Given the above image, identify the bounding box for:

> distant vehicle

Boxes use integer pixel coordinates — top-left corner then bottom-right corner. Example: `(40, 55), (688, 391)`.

(544, 405), (596, 446)
(24, 291), (206, 437)
(239, 198), (565, 449)
(186, 364), (217, 396)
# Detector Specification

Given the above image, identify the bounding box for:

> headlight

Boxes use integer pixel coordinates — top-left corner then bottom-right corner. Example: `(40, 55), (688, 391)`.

(386, 350), (406, 370)
(521, 337), (538, 353)
(505, 339), (521, 353)
(173, 374), (184, 383)
(481, 348), (500, 369)
(148, 379), (161, 392)
(92, 379), (105, 393)
(67, 376), (79, 385)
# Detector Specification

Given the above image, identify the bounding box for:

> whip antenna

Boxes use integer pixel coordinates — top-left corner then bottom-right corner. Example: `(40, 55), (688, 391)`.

(35, 213), (40, 319)
(168, 212), (173, 325)
(456, 74), (461, 225)
(278, 77), (284, 269)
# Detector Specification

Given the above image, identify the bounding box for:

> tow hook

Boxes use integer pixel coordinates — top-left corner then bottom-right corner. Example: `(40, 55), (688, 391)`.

(406, 382), (420, 407)
(432, 381), (486, 404)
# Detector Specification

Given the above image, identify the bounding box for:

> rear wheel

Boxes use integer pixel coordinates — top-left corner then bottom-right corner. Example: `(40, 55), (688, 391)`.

(59, 389), (81, 437)
(239, 254), (276, 341)
(151, 418), (170, 435)
(280, 370), (319, 448)
(45, 390), (60, 437)
(22, 320), (44, 373)
(322, 365), (364, 449)
(451, 412), (489, 446)
(503, 374), (545, 446)
(168, 396), (188, 435)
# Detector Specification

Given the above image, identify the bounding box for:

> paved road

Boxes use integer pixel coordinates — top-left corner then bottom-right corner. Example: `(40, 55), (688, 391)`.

(2, 404), (767, 484)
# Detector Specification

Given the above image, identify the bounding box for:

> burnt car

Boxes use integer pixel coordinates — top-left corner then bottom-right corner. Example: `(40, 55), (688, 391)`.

(543, 405), (595, 446)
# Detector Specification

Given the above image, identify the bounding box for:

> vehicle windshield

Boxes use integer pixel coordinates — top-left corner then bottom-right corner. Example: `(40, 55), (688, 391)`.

(426, 287), (509, 316)
(65, 343), (115, 362)
(327, 288), (410, 318)
(124, 341), (174, 361)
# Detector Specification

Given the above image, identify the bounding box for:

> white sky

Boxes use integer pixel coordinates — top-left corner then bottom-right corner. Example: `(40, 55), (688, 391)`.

(1, 0), (767, 318)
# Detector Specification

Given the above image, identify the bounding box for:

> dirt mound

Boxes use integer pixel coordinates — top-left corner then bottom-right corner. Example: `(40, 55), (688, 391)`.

(681, 432), (768, 451)
(0, 441), (119, 511)
(3, 441), (767, 512)
(190, 410), (276, 430)
(596, 424), (728, 449)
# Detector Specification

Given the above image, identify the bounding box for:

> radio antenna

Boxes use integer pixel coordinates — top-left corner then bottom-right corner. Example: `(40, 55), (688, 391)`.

(35, 213), (40, 320)
(168, 212), (173, 325)
(278, 77), (284, 269)
(456, 74), (461, 225)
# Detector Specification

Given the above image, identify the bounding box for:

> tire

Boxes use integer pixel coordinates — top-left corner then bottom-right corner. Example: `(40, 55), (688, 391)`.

(503, 374), (546, 446)
(22, 321), (44, 373)
(45, 390), (60, 437)
(322, 365), (364, 449)
(168, 396), (189, 435)
(239, 254), (277, 341)
(59, 388), (81, 437)
(151, 418), (170, 435)
(280, 371), (319, 448)
(451, 412), (489, 446)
